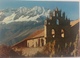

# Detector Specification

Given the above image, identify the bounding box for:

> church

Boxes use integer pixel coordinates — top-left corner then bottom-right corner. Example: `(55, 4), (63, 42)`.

(12, 8), (71, 48)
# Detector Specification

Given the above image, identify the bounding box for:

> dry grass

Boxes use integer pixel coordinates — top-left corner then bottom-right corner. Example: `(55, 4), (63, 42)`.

(0, 45), (20, 58)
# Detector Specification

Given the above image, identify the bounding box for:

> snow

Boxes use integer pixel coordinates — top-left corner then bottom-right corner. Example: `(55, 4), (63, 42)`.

(0, 11), (4, 15)
(17, 7), (30, 14)
(1, 6), (51, 24)
(0, 11), (5, 18)
(31, 6), (42, 12)
(15, 15), (40, 22)
(2, 13), (16, 23)
(44, 9), (50, 17)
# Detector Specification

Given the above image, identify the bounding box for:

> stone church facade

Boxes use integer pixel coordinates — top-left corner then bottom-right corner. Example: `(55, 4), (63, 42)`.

(44, 8), (71, 43)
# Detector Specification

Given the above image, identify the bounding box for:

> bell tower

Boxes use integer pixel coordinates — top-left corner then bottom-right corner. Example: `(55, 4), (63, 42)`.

(44, 8), (71, 43)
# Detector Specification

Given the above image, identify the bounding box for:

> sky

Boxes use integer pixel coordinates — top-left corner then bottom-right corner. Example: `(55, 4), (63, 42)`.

(0, 0), (79, 20)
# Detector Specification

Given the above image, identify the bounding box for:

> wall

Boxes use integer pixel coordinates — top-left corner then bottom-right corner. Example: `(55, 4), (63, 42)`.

(27, 37), (46, 47)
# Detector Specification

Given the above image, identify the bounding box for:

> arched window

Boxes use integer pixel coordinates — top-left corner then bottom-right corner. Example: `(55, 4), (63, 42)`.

(57, 13), (58, 17)
(56, 19), (59, 25)
(50, 12), (53, 20)
(52, 29), (55, 38)
(53, 11), (55, 16)
(48, 22), (50, 25)
(61, 29), (64, 38)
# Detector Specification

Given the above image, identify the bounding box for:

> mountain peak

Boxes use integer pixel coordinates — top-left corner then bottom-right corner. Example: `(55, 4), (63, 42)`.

(0, 6), (50, 24)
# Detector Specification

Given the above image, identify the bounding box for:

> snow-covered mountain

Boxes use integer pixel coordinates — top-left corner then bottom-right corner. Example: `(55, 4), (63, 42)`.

(0, 6), (50, 24)
(0, 6), (50, 45)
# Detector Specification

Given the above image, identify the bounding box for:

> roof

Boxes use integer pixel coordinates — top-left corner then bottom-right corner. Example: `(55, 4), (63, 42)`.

(12, 28), (44, 47)
(70, 19), (80, 27)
